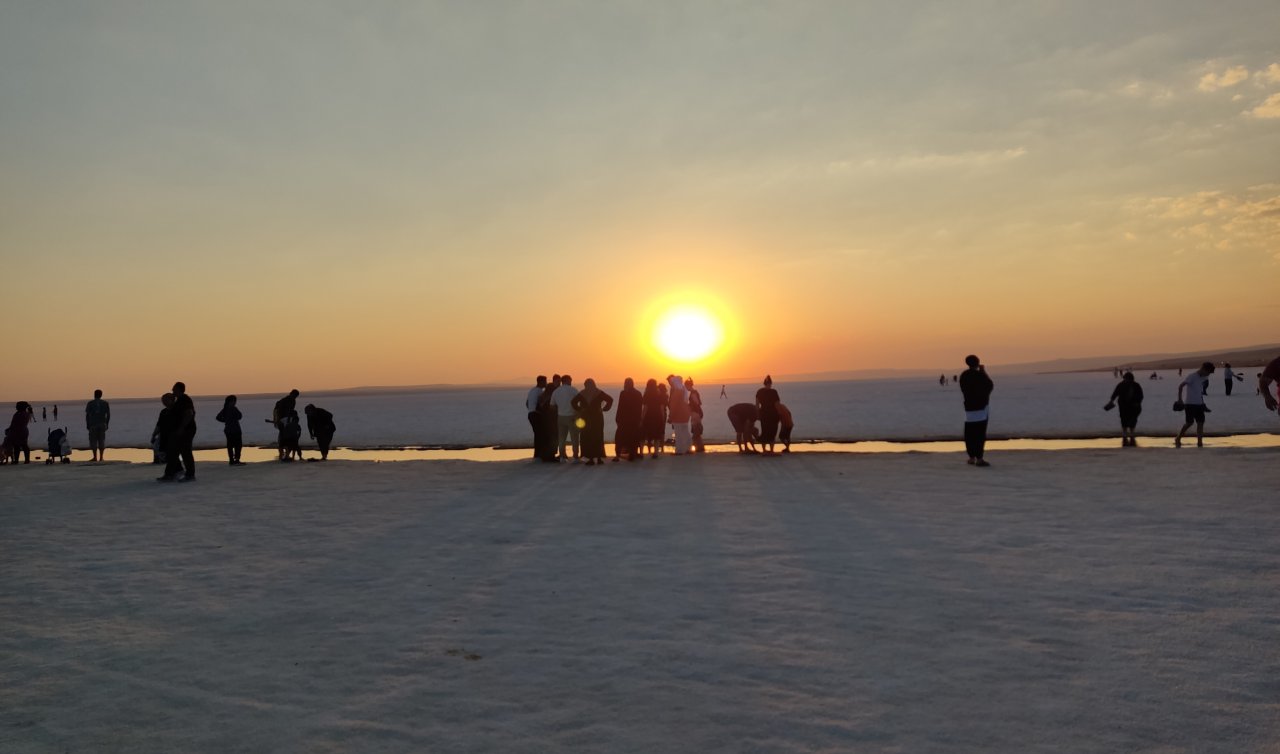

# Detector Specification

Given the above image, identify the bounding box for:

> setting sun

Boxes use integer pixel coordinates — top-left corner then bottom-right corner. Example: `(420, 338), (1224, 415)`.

(652, 305), (725, 363)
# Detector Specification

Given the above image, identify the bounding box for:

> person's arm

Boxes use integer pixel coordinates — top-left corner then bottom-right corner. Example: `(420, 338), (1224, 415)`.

(602, 393), (614, 412)
(104, 404), (110, 428)
(1177, 380), (1187, 403)
(1261, 370), (1279, 412)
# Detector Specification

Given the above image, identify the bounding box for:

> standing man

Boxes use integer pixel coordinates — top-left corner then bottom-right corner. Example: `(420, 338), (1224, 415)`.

(85, 389), (111, 462)
(550, 375), (581, 463)
(1222, 362), (1243, 396)
(959, 355), (994, 467)
(304, 404), (336, 461)
(1175, 361), (1216, 448)
(526, 376), (548, 461)
(159, 381), (196, 481)
(1258, 355), (1280, 415)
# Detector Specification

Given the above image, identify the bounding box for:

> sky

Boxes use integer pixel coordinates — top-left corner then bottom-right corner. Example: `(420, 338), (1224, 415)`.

(2, 1), (1278, 399)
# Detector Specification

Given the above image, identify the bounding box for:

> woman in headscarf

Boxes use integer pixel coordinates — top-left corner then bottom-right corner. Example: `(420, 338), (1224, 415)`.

(667, 375), (692, 455)
(614, 378), (644, 462)
(755, 375), (781, 454)
(641, 378), (667, 456)
(5, 401), (33, 464)
(571, 378), (614, 465)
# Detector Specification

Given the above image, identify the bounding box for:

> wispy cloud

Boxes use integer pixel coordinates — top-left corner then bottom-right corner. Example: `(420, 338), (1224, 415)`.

(1256, 63), (1280, 85)
(1198, 65), (1250, 92)
(827, 147), (1027, 173)
(1129, 188), (1280, 258)
(1246, 93), (1280, 119)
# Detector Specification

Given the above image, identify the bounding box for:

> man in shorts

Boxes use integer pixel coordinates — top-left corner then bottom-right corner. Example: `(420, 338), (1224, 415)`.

(1259, 355), (1280, 415)
(85, 389), (110, 462)
(1175, 362), (1216, 448)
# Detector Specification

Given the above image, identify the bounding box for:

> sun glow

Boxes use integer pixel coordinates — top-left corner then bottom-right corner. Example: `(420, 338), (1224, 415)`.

(651, 305), (725, 363)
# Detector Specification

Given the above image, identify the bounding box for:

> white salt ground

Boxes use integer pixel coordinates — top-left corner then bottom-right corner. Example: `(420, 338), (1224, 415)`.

(2, 449), (1278, 753)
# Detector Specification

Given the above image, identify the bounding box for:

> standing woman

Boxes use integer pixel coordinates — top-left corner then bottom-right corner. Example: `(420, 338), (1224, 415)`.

(755, 376), (781, 454)
(641, 379), (666, 456)
(571, 379), (614, 465)
(216, 395), (244, 465)
(614, 378), (644, 461)
(6, 402), (33, 464)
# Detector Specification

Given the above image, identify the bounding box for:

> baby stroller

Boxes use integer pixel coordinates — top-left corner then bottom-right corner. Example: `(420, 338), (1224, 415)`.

(46, 427), (72, 464)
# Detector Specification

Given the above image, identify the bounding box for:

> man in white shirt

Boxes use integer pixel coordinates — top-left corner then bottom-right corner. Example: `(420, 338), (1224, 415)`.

(526, 376), (547, 460)
(550, 375), (581, 462)
(1175, 361), (1216, 448)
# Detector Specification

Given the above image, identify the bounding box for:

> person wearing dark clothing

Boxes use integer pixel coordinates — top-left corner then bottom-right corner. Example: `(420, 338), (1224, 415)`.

(687, 378), (705, 453)
(755, 376), (781, 453)
(959, 355), (994, 467)
(160, 382), (196, 481)
(526, 376), (548, 460)
(305, 404), (336, 461)
(571, 379), (614, 465)
(1105, 372), (1144, 446)
(85, 389), (111, 462)
(5, 402), (33, 464)
(216, 395), (244, 465)
(150, 393), (176, 464)
(537, 374), (561, 462)
(272, 389), (300, 460)
(727, 403), (760, 453)
(641, 379), (667, 456)
(1222, 363), (1243, 396)
(614, 378), (644, 461)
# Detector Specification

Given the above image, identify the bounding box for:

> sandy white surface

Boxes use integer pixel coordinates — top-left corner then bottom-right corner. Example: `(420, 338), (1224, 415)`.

(3, 450), (1278, 753)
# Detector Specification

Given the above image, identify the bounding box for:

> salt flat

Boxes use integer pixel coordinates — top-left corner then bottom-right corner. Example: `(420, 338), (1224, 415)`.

(2, 450), (1278, 753)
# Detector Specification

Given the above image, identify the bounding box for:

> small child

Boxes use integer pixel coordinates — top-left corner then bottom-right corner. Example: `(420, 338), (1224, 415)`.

(776, 403), (795, 453)
(281, 410), (304, 461)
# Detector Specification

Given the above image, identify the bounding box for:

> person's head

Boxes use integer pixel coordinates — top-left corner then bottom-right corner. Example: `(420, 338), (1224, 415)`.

(1200, 361), (1216, 375)
(965, 355), (981, 369)
(536, 375), (547, 387)
(624, 377), (634, 390)
(172, 381), (186, 395)
(224, 395), (237, 407)
(161, 392), (175, 407)
(1122, 371), (1134, 382)
(1224, 363), (1232, 369)
(15, 401), (27, 411)
(290, 389), (300, 398)
(645, 378), (657, 390)
(584, 378), (596, 390)
(304, 404), (315, 415)
(561, 374), (572, 386)
(763, 375), (772, 387)
(93, 389), (103, 399)
(686, 377), (694, 387)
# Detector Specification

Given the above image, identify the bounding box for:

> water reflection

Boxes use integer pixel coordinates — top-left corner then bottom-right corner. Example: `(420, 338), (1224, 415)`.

(37, 433), (1280, 465)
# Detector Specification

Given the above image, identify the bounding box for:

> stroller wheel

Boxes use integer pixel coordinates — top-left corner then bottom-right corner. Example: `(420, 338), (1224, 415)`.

(45, 458), (53, 465)
(62, 457), (71, 464)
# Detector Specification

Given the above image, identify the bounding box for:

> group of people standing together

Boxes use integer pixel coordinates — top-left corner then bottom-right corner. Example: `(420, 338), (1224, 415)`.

(525, 374), (798, 463)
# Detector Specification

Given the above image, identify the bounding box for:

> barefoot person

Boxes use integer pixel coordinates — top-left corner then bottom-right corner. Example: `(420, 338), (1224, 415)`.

(215, 395), (244, 466)
(159, 382), (196, 482)
(1105, 371), (1144, 447)
(1258, 355), (1280, 415)
(727, 402), (760, 453)
(551, 374), (581, 463)
(1175, 362), (1215, 448)
(305, 404), (336, 461)
(526, 376), (548, 461)
(85, 389), (110, 462)
(959, 355), (994, 467)
(755, 376), (781, 454)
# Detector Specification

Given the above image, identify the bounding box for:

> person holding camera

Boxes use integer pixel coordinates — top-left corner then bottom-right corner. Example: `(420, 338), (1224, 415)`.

(959, 355), (994, 467)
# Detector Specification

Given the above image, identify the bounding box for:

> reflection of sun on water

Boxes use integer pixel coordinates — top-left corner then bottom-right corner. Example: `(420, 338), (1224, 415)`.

(652, 305), (725, 363)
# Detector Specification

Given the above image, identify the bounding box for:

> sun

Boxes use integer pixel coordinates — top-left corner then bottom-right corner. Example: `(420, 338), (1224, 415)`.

(652, 305), (724, 363)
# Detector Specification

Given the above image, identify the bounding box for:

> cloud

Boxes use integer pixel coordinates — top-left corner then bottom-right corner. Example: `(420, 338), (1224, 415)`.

(1257, 63), (1280, 84)
(1128, 188), (1280, 257)
(1247, 92), (1280, 118)
(828, 147), (1027, 173)
(1198, 65), (1250, 91)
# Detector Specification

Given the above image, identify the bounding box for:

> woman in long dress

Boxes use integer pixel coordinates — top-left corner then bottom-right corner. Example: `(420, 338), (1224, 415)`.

(641, 379), (667, 456)
(571, 379), (614, 465)
(755, 375), (782, 454)
(614, 378), (644, 461)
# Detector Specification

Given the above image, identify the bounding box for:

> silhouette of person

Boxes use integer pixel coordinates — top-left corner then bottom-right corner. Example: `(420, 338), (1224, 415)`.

(1105, 371), (1144, 446)
(216, 395), (244, 465)
(526, 376), (548, 460)
(52, 405), (58, 421)
(720, 384), (727, 399)
(939, 374), (946, 386)
(41, 406), (46, 421)
(150, 393), (175, 464)
(959, 355), (994, 466)
(571, 379), (613, 465)
(641, 379), (667, 456)
(1175, 362), (1216, 448)
(5, 401), (33, 464)
(614, 378), (643, 461)
(537, 374), (561, 462)
(755, 376), (781, 454)
(272, 389), (300, 460)
(1222, 362), (1243, 396)
(727, 403), (760, 453)
(1258, 356), (1280, 413)
(776, 402), (794, 452)
(551, 374), (581, 462)
(666, 375), (693, 455)
(687, 378), (705, 453)
(85, 389), (110, 462)
(305, 404), (336, 461)
(159, 382), (196, 482)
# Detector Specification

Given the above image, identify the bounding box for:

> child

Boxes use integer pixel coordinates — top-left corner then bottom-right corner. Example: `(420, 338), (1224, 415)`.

(776, 402), (795, 453)
(281, 410), (304, 461)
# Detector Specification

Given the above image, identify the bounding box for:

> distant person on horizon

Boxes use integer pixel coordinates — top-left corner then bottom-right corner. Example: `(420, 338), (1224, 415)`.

(727, 403), (760, 453)
(571, 379), (613, 465)
(614, 378), (643, 461)
(305, 404), (336, 461)
(52, 405), (57, 421)
(642, 379), (667, 456)
(1222, 362), (1243, 396)
(720, 384), (727, 399)
(1104, 371), (1144, 447)
(216, 395), (244, 466)
(41, 406), (46, 421)
(667, 375), (692, 455)
(527, 376), (548, 461)
(777, 402), (794, 453)
(755, 376), (781, 454)
(1258, 356), (1280, 414)
(85, 389), (110, 462)
(551, 375), (581, 463)
(272, 389), (301, 461)
(1175, 362), (1215, 448)
(959, 355), (993, 467)
(150, 393), (175, 465)
(939, 374), (946, 386)
(159, 382), (196, 482)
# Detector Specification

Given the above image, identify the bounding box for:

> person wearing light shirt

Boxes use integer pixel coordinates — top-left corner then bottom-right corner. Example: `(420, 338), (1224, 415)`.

(1175, 361), (1216, 448)
(526, 376), (547, 461)
(550, 375), (581, 462)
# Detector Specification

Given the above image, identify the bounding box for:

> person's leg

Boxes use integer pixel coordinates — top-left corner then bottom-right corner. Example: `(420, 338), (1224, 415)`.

(226, 431), (235, 463)
(974, 419), (989, 464)
(1195, 418), (1205, 447)
(319, 431), (332, 460)
(529, 412), (541, 459)
(1225, 379), (1232, 396)
(163, 438), (182, 478)
(231, 429), (243, 463)
(570, 422), (581, 459)
(557, 416), (570, 460)
(181, 431), (196, 478)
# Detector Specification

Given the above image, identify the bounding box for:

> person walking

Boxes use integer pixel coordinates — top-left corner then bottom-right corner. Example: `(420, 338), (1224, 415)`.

(41, 406), (46, 421)
(667, 375), (692, 454)
(305, 404), (336, 461)
(85, 389), (111, 462)
(719, 384), (727, 399)
(1175, 362), (1215, 448)
(959, 355), (994, 466)
(550, 374), (581, 462)
(1104, 371), (1144, 447)
(159, 381), (196, 481)
(571, 379), (613, 465)
(614, 378), (644, 461)
(526, 376), (548, 460)
(215, 395), (244, 465)
(755, 376), (781, 454)
(52, 405), (58, 421)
